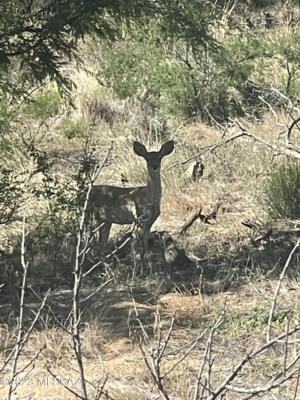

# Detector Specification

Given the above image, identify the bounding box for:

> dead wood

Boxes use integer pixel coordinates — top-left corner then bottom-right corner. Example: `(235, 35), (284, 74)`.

(180, 203), (220, 234)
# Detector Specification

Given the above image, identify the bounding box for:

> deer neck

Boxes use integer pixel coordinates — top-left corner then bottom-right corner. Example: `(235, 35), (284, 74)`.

(146, 166), (162, 207)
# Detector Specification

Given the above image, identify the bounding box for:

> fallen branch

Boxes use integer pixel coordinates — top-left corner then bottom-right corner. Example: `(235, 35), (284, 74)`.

(171, 132), (245, 167)
(180, 203), (220, 234)
(172, 113), (300, 168)
(234, 119), (300, 159)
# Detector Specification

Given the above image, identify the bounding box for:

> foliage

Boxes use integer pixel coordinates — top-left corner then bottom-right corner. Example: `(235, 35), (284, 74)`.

(1, 0), (299, 124)
(97, 8), (300, 121)
(98, 20), (192, 117)
(0, 0), (217, 96)
(264, 27), (300, 96)
(60, 118), (86, 139)
(26, 215), (77, 283)
(97, 15), (219, 120)
(264, 162), (300, 219)
(212, 26), (300, 118)
(24, 90), (62, 120)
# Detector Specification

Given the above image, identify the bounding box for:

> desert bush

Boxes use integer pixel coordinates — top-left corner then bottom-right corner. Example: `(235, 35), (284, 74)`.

(97, 25), (237, 121)
(264, 162), (300, 219)
(60, 118), (86, 139)
(97, 10), (300, 123)
(97, 19), (195, 118)
(24, 90), (62, 120)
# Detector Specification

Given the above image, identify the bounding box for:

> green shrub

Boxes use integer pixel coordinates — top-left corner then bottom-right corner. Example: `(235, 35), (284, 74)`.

(97, 10), (300, 122)
(24, 90), (62, 120)
(60, 118), (85, 139)
(264, 163), (300, 219)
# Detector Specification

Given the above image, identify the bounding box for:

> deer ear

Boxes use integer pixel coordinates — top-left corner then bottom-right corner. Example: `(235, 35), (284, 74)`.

(160, 140), (175, 157)
(133, 141), (148, 157)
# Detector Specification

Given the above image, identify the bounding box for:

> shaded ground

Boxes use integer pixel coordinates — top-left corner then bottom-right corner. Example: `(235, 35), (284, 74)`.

(0, 276), (299, 399)
(0, 222), (299, 326)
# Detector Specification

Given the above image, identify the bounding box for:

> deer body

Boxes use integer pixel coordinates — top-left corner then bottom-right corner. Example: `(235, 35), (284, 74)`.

(89, 140), (174, 263)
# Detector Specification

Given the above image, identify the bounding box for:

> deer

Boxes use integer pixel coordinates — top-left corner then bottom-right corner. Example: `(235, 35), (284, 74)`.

(88, 140), (175, 273)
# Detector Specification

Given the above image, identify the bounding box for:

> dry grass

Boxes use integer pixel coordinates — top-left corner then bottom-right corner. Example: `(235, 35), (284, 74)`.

(1, 280), (299, 399)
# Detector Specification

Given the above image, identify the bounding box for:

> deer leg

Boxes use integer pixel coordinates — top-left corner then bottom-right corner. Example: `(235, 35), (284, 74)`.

(98, 222), (111, 252)
(141, 226), (150, 257)
(140, 227), (150, 276)
(135, 224), (151, 275)
(92, 208), (111, 250)
(130, 226), (145, 276)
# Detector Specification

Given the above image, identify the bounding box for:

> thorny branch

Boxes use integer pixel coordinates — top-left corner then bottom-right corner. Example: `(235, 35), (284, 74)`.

(209, 325), (300, 400)
(193, 317), (223, 400)
(267, 239), (300, 342)
(3, 218), (49, 399)
(140, 314), (211, 400)
(173, 92), (300, 168)
(71, 143), (113, 399)
(45, 365), (86, 400)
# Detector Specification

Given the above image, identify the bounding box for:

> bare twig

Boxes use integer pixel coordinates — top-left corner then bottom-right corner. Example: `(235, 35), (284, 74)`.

(139, 342), (171, 400)
(283, 318), (290, 377)
(139, 314), (214, 400)
(162, 330), (208, 379)
(6, 218), (48, 399)
(82, 232), (132, 278)
(14, 345), (46, 379)
(271, 349), (300, 383)
(287, 115), (300, 143)
(209, 324), (300, 400)
(138, 314), (186, 400)
(267, 239), (299, 341)
(80, 278), (113, 303)
(95, 374), (109, 400)
(8, 220), (29, 398)
(293, 369), (300, 400)
(157, 315), (176, 361)
(128, 294), (150, 344)
(0, 289), (49, 374)
(46, 365), (86, 400)
(226, 365), (299, 396)
(70, 143), (113, 399)
(258, 95), (286, 131)
(193, 317), (223, 400)
(72, 146), (112, 399)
